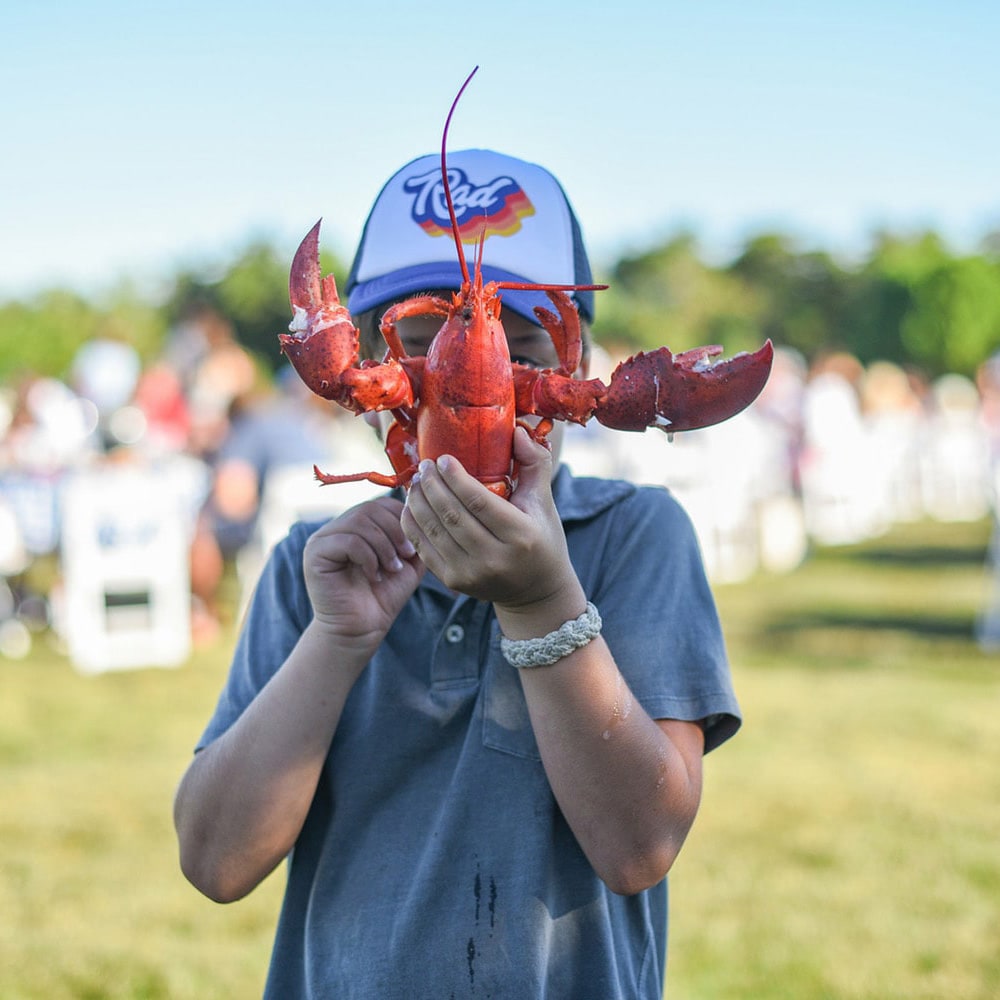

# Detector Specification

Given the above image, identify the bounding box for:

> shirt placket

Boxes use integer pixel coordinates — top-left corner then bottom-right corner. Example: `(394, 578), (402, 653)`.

(430, 594), (489, 688)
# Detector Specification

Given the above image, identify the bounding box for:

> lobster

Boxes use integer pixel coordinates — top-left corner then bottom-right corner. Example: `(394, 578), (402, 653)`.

(279, 68), (774, 498)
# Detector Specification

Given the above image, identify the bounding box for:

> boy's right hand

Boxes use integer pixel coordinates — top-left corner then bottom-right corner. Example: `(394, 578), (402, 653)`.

(303, 496), (424, 659)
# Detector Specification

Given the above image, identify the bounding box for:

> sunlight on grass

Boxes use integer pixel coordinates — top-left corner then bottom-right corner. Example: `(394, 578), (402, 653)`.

(668, 518), (1000, 1000)
(0, 644), (285, 998)
(1, 518), (997, 998)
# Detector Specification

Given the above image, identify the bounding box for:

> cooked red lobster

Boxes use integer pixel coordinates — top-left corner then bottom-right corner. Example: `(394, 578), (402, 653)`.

(279, 69), (773, 498)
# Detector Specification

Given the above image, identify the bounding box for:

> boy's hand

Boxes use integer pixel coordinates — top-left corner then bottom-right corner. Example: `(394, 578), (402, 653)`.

(400, 427), (586, 630)
(303, 496), (424, 656)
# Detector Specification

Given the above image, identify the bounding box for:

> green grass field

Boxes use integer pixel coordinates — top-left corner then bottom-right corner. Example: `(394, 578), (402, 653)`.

(1, 518), (998, 999)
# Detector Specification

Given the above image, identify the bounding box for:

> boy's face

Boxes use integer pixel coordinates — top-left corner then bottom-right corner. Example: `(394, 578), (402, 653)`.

(366, 305), (589, 477)
(391, 306), (568, 373)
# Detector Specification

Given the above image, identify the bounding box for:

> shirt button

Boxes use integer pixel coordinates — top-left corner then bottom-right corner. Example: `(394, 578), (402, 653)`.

(444, 624), (465, 644)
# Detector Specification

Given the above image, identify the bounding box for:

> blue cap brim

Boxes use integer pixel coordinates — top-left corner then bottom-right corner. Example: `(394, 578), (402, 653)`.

(347, 261), (594, 326)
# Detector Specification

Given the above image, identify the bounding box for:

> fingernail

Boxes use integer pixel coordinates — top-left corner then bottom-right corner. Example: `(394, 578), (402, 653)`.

(399, 539), (417, 558)
(389, 556), (404, 572)
(437, 455), (451, 472)
(419, 458), (434, 476)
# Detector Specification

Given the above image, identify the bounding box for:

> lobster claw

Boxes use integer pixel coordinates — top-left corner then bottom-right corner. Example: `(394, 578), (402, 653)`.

(279, 219), (361, 405)
(280, 219), (412, 414)
(595, 339), (774, 433)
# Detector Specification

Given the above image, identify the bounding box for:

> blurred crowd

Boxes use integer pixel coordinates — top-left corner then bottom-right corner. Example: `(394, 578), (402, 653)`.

(563, 343), (1000, 631)
(2, 316), (1000, 667)
(0, 303), (384, 666)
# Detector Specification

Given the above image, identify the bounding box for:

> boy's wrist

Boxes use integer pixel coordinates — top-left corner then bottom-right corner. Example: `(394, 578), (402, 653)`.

(301, 618), (380, 676)
(493, 580), (588, 643)
(500, 602), (602, 668)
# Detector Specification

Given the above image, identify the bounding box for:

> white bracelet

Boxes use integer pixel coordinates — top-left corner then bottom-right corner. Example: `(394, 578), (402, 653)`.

(500, 602), (602, 669)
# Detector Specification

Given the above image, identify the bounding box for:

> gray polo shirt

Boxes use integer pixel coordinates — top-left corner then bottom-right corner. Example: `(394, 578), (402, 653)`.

(197, 468), (740, 999)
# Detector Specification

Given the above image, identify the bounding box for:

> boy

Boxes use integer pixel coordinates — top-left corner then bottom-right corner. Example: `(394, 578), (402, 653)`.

(174, 148), (741, 998)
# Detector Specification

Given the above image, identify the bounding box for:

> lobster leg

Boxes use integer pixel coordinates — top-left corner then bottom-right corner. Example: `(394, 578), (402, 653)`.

(595, 340), (775, 433)
(533, 290), (584, 376)
(313, 463), (418, 488)
(314, 418), (419, 488)
(379, 295), (451, 363)
(279, 220), (414, 415)
(512, 290), (605, 427)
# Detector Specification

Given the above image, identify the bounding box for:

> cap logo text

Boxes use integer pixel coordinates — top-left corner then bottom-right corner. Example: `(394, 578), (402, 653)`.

(403, 168), (535, 242)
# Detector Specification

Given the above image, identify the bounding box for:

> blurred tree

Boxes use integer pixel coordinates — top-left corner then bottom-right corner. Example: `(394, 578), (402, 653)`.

(844, 230), (1000, 376)
(839, 232), (947, 368)
(594, 232), (763, 355)
(727, 234), (851, 360)
(902, 255), (1000, 375)
(163, 241), (347, 372)
(869, 229), (952, 284)
(216, 242), (302, 368)
(2, 228), (996, 390)
(0, 285), (162, 382)
(980, 229), (1000, 262)
(0, 291), (97, 381)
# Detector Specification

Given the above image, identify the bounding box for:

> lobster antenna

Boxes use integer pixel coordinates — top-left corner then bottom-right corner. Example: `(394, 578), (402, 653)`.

(442, 66), (479, 287)
(474, 217), (488, 278)
(441, 67), (607, 299)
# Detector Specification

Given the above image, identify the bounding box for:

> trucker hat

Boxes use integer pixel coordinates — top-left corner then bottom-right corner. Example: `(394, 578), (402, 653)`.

(345, 149), (596, 325)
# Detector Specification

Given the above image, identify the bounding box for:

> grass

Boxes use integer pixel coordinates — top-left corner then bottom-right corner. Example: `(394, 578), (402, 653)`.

(1, 518), (997, 998)
(0, 641), (285, 999)
(668, 518), (1000, 1000)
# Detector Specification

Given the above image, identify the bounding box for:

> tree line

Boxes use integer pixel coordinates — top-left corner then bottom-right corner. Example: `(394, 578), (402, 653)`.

(2, 228), (999, 384)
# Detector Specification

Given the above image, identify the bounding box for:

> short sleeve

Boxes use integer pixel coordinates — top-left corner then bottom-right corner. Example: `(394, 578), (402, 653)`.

(568, 485), (740, 753)
(195, 521), (317, 751)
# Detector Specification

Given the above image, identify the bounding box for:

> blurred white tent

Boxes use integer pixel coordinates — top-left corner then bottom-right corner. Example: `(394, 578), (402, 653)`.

(563, 408), (807, 585)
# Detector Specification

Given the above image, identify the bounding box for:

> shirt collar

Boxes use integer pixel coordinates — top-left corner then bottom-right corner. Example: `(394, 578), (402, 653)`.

(551, 464), (636, 523)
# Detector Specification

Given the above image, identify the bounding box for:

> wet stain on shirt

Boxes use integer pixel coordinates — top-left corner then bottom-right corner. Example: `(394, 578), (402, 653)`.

(468, 862), (499, 991)
(466, 936), (476, 987)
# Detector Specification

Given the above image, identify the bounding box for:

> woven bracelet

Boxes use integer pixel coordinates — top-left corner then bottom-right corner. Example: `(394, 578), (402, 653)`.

(500, 602), (603, 669)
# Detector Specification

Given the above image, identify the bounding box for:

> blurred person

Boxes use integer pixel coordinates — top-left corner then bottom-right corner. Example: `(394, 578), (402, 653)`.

(208, 370), (337, 547)
(975, 353), (1000, 649)
(130, 361), (192, 456)
(70, 335), (141, 451)
(752, 345), (807, 495)
(163, 302), (257, 462)
(189, 365), (373, 640)
(860, 360), (926, 523)
(166, 307), (257, 639)
(0, 375), (96, 559)
(799, 352), (887, 544)
(174, 147), (743, 998)
(0, 375), (97, 475)
(975, 352), (1000, 465)
(163, 300), (238, 391)
(151, 303), (288, 641)
(920, 373), (990, 522)
(0, 374), (99, 652)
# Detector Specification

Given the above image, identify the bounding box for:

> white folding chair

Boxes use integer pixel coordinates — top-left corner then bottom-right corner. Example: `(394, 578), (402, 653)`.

(60, 464), (192, 673)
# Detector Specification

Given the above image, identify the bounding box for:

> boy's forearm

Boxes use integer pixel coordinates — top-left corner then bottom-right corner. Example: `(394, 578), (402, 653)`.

(173, 622), (370, 903)
(511, 632), (704, 897)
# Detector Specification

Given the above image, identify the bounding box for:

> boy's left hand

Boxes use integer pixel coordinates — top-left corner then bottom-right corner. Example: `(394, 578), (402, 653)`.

(400, 426), (581, 615)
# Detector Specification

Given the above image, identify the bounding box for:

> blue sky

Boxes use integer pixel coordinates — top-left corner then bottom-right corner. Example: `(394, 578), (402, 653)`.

(2, 0), (998, 300)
